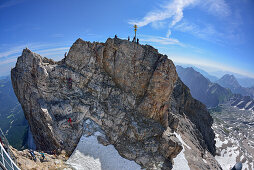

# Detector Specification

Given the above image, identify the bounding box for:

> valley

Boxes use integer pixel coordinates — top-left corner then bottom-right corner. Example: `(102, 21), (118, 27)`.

(211, 103), (254, 170)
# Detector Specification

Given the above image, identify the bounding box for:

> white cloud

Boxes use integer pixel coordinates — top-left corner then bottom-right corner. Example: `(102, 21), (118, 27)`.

(128, 0), (231, 43)
(166, 30), (171, 38)
(129, 0), (198, 28)
(151, 21), (166, 29)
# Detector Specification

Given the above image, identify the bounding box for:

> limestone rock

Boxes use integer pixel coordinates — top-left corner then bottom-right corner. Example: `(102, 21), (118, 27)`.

(10, 146), (72, 170)
(11, 38), (221, 169)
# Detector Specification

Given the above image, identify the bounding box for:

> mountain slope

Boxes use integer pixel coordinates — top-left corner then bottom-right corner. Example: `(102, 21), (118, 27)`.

(11, 38), (221, 169)
(216, 74), (254, 98)
(176, 65), (219, 82)
(191, 66), (219, 82)
(176, 66), (232, 107)
(0, 76), (28, 149)
(237, 77), (254, 88)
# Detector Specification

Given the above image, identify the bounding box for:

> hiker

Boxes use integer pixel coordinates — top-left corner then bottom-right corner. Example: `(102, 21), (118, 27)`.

(68, 117), (72, 126)
(114, 34), (118, 39)
(128, 36), (130, 41)
(64, 52), (67, 58)
(40, 151), (45, 161)
(137, 38), (139, 44)
(29, 150), (36, 161)
(231, 162), (242, 170)
(132, 37), (136, 42)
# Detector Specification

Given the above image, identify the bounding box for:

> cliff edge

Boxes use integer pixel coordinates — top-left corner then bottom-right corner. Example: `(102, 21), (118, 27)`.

(11, 38), (221, 169)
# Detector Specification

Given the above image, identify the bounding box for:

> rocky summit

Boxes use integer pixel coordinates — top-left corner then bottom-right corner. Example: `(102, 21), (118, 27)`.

(11, 37), (221, 169)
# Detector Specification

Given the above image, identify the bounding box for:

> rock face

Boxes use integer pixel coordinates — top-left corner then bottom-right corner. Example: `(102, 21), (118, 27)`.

(10, 146), (72, 170)
(11, 38), (220, 169)
(176, 66), (232, 107)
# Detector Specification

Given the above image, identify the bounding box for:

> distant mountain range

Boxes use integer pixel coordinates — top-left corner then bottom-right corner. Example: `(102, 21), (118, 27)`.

(237, 77), (254, 88)
(0, 75), (28, 149)
(178, 64), (254, 87)
(176, 66), (232, 107)
(176, 64), (219, 82)
(188, 66), (219, 82)
(216, 74), (254, 98)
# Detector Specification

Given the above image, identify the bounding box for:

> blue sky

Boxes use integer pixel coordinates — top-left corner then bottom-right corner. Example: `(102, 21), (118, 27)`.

(0, 0), (254, 78)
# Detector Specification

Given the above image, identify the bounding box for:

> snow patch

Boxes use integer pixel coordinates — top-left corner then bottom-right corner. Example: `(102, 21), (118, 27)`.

(245, 101), (253, 108)
(173, 132), (191, 149)
(66, 132), (141, 170)
(172, 132), (190, 170)
(236, 101), (244, 107)
(215, 141), (239, 170)
(215, 136), (223, 148)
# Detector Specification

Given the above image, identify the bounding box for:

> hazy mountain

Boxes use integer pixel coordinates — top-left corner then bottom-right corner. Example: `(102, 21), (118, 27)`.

(0, 75), (28, 149)
(216, 74), (241, 89)
(236, 77), (254, 88)
(176, 64), (219, 82)
(216, 74), (254, 98)
(176, 66), (232, 107)
(191, 66), (219, 82)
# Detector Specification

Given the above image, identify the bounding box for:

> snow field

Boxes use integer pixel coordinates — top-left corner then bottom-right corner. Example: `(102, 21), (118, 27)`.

(66, 132), (141, 170)
(172, 132), (191, 170)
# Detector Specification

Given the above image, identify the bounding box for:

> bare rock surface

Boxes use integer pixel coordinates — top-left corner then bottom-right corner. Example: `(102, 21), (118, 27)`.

(11, 37), (220, 169)
(10, 146), (72, 170)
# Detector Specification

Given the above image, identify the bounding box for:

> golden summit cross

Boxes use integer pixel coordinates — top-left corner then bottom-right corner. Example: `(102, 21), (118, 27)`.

(134, 24), (138, 42)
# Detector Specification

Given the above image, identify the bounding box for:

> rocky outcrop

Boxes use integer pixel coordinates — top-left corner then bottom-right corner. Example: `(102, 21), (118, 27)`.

(10, 146), (72, 170)
(11, 38), (220, 169)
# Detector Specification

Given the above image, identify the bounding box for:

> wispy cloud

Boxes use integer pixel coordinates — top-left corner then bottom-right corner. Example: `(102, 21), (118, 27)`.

(0, 43), (71, 66)
(0, 45), (26, 59)
(140, 35), (185, 46)
(201, 0), (231, 17)
(128, 0), (231, 41)
(129, 0), (198, 28)
(0, 58), (17, 65)
(35, 47), (69, 54)
(173, 20), (225, 44)
(171, 55), (254, 78)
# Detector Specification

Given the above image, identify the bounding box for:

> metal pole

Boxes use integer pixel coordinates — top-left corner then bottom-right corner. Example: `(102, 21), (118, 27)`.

(1, 143), (5, 168)
(134, 25), (138, 42)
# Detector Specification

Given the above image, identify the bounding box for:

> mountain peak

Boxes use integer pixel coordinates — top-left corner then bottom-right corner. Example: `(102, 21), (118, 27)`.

(217, 74), (241, 89)
(11, 38), (220, 169)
